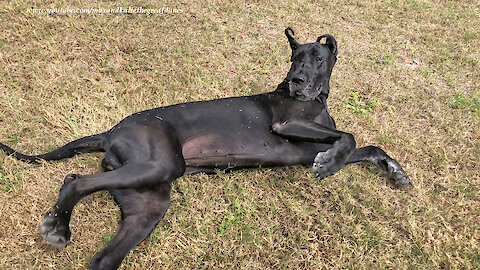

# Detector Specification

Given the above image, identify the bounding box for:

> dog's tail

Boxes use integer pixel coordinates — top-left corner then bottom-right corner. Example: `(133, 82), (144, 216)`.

(0, 132), (108, 164)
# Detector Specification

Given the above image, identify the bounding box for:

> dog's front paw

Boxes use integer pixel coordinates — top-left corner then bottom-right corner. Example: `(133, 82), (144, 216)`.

(389, 167), (412, 188)
(312, 149), (337, 180)
(383, 159), (412, 188)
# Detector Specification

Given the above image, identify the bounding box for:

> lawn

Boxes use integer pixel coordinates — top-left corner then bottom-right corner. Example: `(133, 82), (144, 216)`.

(0, 0), (479, 269)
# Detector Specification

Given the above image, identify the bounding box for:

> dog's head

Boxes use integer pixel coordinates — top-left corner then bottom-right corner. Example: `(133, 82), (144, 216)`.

(284, 27), (337, 101)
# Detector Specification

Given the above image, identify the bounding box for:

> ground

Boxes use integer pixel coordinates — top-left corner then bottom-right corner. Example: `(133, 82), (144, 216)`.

(0, 0), (479, 269)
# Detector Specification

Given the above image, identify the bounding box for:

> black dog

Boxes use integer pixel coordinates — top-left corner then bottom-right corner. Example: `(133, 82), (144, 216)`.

(0, 28), (411, 270)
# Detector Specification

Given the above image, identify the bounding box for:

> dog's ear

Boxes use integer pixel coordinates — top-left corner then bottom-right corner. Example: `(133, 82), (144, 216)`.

(317, 34), (337, 56)
(285, 27), (300, 51)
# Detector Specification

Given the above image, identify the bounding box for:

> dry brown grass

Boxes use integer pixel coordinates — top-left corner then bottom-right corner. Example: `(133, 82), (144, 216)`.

(0, 0), (479, 269)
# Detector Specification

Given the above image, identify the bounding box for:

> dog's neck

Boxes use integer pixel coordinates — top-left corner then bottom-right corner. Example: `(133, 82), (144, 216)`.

(276, 78), (290, 92)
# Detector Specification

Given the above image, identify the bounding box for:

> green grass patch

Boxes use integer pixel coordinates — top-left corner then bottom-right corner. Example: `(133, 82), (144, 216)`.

(345, 92), (379, 115)
(0, 172), (22, 193)
(96, 234), (112, 250)
(218, 200), (243, 236)
(450, 92), (480, 112)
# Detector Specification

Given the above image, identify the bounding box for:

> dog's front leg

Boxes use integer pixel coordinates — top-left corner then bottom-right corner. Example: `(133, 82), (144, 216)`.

(272, 120), (356, 179)
(346, 146), (412, 187)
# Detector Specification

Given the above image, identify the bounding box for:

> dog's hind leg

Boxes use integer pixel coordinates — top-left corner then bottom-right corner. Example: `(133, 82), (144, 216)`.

(90, 184), (171, 270)
(39, 159), (184, 250)
(39, 125), (185, 251)
(39, 162), (184, 250)
(346, 146), (411, 187)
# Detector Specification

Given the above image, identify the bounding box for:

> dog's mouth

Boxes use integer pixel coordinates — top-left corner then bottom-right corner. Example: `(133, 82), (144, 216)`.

(288, 81), (318, 101)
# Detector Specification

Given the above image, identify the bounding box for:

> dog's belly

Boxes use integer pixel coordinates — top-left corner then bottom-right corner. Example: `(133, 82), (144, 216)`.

(182, 133), (326, 168)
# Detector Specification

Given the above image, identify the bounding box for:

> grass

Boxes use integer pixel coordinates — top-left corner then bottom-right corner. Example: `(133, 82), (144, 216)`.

(345, 92), (379, 115)
(451, 92), (480, 112)
(0, 172), (21, 192)
(0, 0), (479, 269)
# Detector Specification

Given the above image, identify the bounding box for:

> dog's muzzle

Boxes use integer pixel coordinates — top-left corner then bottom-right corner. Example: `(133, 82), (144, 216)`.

(289, 80), (315, 101)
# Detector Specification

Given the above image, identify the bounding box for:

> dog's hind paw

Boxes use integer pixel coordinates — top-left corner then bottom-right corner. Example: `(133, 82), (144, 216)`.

(39, 212), (71, 249)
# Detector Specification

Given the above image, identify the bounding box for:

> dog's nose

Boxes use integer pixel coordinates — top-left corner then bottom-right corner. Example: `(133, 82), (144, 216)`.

(291, 75), (306, 84)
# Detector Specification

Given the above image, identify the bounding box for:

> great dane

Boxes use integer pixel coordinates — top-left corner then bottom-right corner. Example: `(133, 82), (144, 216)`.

(0, 28), (411, 270)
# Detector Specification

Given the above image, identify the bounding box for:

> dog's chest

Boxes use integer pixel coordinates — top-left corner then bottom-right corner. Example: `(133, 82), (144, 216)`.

(273, 98), (327, 123)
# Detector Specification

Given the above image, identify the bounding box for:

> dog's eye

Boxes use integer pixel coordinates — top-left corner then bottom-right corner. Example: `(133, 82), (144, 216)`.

(316, 56), (323, 62)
